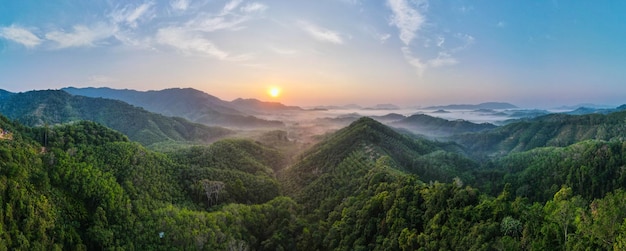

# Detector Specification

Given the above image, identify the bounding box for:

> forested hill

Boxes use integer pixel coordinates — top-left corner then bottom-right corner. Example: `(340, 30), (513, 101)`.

(392, 114), (497, 137)
(63, 87), (284, 128)
(452, 110), (626, 156)
(0, 89), (232, 146)
(282, 117), (477, 210)
(2, 114), (626, 250)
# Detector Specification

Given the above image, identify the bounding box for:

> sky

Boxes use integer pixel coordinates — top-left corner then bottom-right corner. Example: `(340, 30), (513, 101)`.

(1, 0), (626, 108)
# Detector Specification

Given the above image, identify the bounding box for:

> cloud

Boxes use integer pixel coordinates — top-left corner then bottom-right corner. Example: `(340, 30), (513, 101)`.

(0, 25), (42, 48)
(156, 26), (229, 59)
(387, 0), (427, 45)
(298, 21), (343, 44)
(379, 33), (391, 43)
(187, 0), (267, 32)
(497, 21), (506, 28)
(401, 47), (425, 76)
(45, 24), (116, 48)
(240, 2), (268, 13)
(222, 0), (243, 15)
(111, 2), (154, 28)
(428, 52), (458, 67)
(187, 14), (250, 32)
(171, 0), (190, 11)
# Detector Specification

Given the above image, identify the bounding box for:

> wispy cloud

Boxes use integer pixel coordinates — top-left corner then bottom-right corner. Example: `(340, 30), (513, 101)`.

(156, 26), (229, 59)
(428, 52), (458, 67)
(401, 47), (426, 76)
(240, 2), (268, 13)
(45, 24), (116, 49)
(111, 2), (155, 29)
(187, 14), (250, 32)
(0, 25), (42, 48)
(387, 0), (426, 45)
(221, 0), (243, 15)
(171, 0), (190, 11)
(298, 21), (343, 44)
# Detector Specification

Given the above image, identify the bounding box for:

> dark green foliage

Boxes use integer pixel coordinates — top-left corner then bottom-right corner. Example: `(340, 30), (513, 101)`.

(454, 111), (626, 156)
(1, 110), (626, 250)
(0, 90), (233, 146)
(63, 87), (285, 128)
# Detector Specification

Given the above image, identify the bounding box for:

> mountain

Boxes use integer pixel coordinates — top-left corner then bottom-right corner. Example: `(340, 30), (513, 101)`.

(0, 89), (232, 146)
(564, 104), (626, 115)
(283, 117), (475, 201)
(425, 102), (518, 110)
(230, 98), (303, 114)
(453, 111), (626, 156)
(363, 103), (400, 110)
(63, 87), (284, 128)
(391, 114), (498, 137)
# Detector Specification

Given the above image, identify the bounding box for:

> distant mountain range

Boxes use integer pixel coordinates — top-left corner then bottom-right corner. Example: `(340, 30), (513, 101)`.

(0, 89), (232, 146)
(392, 114), (497, 137)
(63, 87), (291, 128)
(425, 102), (518, 110)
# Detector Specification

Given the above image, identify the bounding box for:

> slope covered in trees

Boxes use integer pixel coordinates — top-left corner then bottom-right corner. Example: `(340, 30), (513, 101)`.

(1, 111), (626, 250)
(452, 111), (626, 157)
(62, 87), (285, 128)
(0, 90), (232, 146)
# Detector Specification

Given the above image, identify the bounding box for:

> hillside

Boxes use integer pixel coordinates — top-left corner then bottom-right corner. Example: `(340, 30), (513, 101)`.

(282, 117), (477, 213)
(452, 111), (626, 156)
(1, 113), (626, 250)
(63, 87), (284, 128)
(0, 89), (232, 146)
(392, 114), (498, 137)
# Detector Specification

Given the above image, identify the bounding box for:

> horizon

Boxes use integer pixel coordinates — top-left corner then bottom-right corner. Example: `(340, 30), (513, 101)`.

(1, 1), (626, 108)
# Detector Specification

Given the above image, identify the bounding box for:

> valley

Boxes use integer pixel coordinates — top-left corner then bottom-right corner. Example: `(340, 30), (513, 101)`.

(0, 87), (625, 250)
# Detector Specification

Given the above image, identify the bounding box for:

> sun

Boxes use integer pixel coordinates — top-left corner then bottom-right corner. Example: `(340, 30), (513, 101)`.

(268, 87), (281, 98)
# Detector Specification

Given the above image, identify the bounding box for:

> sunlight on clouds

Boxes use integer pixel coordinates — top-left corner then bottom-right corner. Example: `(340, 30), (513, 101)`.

(0, 25), (42, 48)
(298, 21), (344, 44)
(45, 24), (116, 49)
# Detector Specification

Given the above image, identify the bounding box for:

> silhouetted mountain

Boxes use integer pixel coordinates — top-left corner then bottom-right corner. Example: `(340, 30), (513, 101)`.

(425, 102), (518, 110)
(363, 103), (400, 110)
(230, 98), (303, 114)
(371, 113), (406, 122)
(392, 114), (497, 137)
(63, 87), (284, 128)
(0, 89), (232, 145)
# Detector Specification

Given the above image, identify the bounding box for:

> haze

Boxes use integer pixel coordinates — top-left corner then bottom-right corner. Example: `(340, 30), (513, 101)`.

(1, 0), (625, 108)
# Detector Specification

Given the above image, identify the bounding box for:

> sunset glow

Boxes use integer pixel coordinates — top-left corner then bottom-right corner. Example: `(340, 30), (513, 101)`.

(268, 87), (281, 98)
(1, 1), (625, 107)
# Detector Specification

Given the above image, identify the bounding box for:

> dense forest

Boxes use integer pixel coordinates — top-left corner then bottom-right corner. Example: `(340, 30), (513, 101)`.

(1, 107), (626, 250)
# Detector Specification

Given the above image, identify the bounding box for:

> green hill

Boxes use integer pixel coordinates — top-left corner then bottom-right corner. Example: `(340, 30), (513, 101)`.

(0, 90), (232, 146)
(63, 87), (285, 128)
(1, 110), (626, 250)
(453, 111), (626, 156)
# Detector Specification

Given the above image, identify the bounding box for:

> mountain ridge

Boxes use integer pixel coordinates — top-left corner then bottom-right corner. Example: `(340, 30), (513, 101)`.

(63, 87), (285, 128)
(0, 89), (232, 146)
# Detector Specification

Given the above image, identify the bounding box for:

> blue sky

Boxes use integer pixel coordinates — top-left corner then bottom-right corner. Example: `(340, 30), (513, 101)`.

(1, 0), (625, 108)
